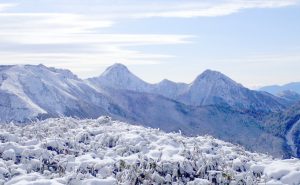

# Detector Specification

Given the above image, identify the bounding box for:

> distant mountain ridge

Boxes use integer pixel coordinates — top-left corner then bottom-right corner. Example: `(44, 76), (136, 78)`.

(88, 63), (285, 112)
(0, 63), (299, 158)
(260, 82), (300, 95)
(260, 82), (300, 105)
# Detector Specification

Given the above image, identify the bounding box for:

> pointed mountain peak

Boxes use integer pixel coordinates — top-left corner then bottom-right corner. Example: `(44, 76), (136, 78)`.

(193, 69), (238, 84)
(202, 69), (220, 74)
(102, 63), (130, 76)
(109, 63), (128, 70)
(200, 69), (228, 79)
(91, 63), (149, 91)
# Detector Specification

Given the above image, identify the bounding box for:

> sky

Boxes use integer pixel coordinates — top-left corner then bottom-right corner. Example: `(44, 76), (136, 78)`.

(0, 0), (299, 88)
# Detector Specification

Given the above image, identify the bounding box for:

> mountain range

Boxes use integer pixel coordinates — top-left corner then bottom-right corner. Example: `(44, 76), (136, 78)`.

(88, 64), (285, 112)
(0, 63), (300, 158)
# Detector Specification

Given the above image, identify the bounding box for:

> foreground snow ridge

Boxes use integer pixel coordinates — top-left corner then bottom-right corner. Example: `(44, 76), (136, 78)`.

(0, 117), (299, 185)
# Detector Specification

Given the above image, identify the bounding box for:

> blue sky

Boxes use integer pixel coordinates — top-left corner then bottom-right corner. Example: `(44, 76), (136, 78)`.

(0, 0), (299, 88)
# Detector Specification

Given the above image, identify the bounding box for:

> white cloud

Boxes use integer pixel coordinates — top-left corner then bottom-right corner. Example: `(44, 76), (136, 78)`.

(0, 11), (192, 45)
(41, 0), (298, 19)
(0, 13), (114, 34)
(1, 33), (192, 45)
(68, 0), (298, 19)
(0, 7), (193, 73)
(128, 0), (299, 18)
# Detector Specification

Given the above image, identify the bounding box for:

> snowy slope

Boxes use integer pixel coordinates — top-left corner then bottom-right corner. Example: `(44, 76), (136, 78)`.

(87, 63), (151, 92)
(153, 79), (188, 99)
(178, 70), (284, 111)
(0, 117), (299, 185)
(88, 64), (285, 112)
(0, 64), (122, 122)
(0, 65), (48, 122)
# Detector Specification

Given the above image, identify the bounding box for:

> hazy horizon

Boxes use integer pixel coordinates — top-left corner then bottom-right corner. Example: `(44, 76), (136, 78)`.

(0, 0), (299, 88)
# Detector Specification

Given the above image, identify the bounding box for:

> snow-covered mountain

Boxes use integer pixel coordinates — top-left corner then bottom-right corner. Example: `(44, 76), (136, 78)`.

(261, 82), (300, 95)
(0, 117), (299, 185)
(260, 83), (300, 106)
(87, 63), (151, 92)
(0, 64), (297, 158)
(87, 63), (188, 99)
(88, 64), (285, 112)
(0, 64), (122, 122)
(153, 79), (188, 99)
(177, 70), (284, 111)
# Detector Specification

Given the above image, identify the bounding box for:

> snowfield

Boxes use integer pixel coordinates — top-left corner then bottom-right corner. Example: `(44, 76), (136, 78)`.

(0, 117), (299, 185)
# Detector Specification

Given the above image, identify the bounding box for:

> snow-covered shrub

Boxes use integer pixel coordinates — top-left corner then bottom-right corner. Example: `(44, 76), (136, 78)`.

(2, 149), (16, 162)
(187, 178), (210, 185)
(0, 117), (299, 185)
(0, 167), (9, 179)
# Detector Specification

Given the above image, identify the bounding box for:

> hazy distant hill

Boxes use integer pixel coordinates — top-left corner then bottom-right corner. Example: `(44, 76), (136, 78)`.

(261, 82), (300, 95)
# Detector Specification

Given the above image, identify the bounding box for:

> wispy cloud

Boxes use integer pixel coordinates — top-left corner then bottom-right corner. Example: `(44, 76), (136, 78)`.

(63, 0), (298, 19)
(4, 33), (192, 45)
(0, 3), (193, 75)
(130, 0), (299, 18)
(0, 13), (114, 34)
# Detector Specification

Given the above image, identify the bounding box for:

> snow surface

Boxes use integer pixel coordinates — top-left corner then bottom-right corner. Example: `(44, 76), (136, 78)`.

(0, 117), (299, 185)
